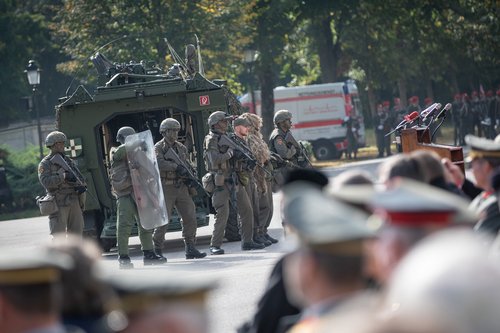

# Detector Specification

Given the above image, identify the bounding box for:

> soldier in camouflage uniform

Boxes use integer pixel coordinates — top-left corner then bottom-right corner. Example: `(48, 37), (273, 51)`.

(203, 111), (264, 255)
(110, 127), (166, 268)
(241, 112), (278, 245)
(38, 131), (85, 236)
(153, 118), (206, 259)
(268, 110), (306, 191)
(231, 116), (269, 248)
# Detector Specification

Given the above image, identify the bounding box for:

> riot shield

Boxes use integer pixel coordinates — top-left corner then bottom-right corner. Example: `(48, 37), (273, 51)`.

(125, 130), (168, 229)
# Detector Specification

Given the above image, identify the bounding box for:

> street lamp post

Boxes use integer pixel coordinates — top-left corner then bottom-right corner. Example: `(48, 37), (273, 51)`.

(243, 49), (258, 114)
(25, 60), (43, 159)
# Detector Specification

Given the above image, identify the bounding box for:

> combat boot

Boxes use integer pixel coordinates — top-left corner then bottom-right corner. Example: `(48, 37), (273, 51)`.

(209, 246), (225, 255)
(154, 247), (167, 260)
(254, 233), (272, 247)
(242, 241), (265, 251)
(185, 241), (207, 259)
(265, 233), (279, 244)
(143, 250), (167, 265)
(118, 255), (134, 269)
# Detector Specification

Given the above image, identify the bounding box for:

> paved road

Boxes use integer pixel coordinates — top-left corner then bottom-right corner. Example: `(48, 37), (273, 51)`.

(0, 191), (291, 333)
(3, 155), (465, 332)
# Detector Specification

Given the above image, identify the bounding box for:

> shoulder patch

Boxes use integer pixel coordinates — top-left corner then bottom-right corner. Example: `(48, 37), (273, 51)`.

(38, 165), (44, 174)
(276, 138), (284, 145)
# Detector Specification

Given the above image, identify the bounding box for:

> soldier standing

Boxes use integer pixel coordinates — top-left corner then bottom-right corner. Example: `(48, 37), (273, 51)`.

(38, 131), (85, 237)
(153, 118), (206, 259)
(374, 103), (392, 157)
(241, 112), (278, 245)
(269, 110), (308, 191)
(110, 126), (166, 268)
(407, 95), (421, 114)
(231, 116), (270, 247)
(204, 111), (264, 255)
(471, 91), (483, 137)
(451, 93), (463, 145)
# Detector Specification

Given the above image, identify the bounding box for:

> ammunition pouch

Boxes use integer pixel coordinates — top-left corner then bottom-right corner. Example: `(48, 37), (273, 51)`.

(202, 173), (215, 194)
(214, 171), (225, 187)
(110, 168), (132, 192)
(36, 194), (59, 216)
(238, 171), (250, 187)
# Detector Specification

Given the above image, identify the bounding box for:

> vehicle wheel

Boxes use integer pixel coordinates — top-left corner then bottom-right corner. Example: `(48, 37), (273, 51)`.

(100, 238), (117, 252)
(224, 204), (241, 242)
(312, 140), (336, 161)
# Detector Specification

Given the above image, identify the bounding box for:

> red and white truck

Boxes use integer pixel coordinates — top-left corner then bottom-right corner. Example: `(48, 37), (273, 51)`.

(240, 80), (365, 160)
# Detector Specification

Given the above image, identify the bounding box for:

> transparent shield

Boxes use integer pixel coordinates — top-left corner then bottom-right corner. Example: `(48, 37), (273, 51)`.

(125, 130), (168, 229)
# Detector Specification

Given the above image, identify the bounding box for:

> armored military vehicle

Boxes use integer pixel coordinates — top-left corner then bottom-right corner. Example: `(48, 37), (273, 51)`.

(56, 47), (242, 251)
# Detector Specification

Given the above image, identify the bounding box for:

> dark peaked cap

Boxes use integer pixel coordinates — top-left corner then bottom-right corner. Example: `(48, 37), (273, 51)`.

(283, 185), (373, 253)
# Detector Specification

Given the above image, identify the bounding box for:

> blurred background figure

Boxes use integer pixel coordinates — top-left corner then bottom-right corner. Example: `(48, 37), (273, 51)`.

(465, 135), (500, 236)
(103, 273), (213, 333)
(367, 180), (476, 287)
(382, 229), (500, 333)
(410, 150), (465, 196)
(238, 168), (329, 333)
(378, 154), (426, 188)
(407, 96), (421, 114)
(374, 103), (393, 158)
(46, 235), (116, 333)
(342, 115), (360, 160)
(0, 248), (72, 333)
(281, 185), (373, 333)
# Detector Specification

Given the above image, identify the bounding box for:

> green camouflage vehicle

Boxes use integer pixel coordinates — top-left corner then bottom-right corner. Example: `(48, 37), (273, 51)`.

(55, 49), (242, 251)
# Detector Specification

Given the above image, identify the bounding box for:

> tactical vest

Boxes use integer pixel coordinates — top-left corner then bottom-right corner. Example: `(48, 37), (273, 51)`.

(204, 131), (230, 172)
(109, 146), (132, 197)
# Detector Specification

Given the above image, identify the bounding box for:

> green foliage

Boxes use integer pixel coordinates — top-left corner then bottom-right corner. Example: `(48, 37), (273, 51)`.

(1, 0), (499, 127)
(2, 145), (45, 210)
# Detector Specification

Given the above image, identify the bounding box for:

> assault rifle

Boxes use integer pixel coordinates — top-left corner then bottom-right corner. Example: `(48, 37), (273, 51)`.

(50, 153), (87, 194)
(219, 134), (272, 177)
(164, 148), (210, 197)
(270, 152), (299, 169)
(283, 132), (313, 167)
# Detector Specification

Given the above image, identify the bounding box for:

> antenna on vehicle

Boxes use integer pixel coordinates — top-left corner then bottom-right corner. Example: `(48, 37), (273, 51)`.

(163, 38), (189, 79)
(195, 34), (204, 76)
(64, 35), (129, 96)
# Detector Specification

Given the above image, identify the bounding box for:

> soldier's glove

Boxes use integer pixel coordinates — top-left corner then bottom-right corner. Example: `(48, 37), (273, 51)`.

(75, 186), (87, 194)
(233, 149), (245, 160)
(247, 159), (257, 170)
(225, 148), (234, 159)
(64, 171), (77, 183)
(176, 165), (189, 177)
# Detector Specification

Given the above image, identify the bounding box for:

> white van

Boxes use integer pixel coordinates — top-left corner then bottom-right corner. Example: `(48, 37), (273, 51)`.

(240, 80), (365, 160)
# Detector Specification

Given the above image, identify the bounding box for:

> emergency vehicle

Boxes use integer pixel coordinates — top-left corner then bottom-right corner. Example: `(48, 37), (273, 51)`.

(240, 80), (365, 160)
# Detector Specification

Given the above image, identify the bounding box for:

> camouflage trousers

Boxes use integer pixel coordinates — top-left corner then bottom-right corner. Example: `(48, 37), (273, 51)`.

(153, 183), (198, 249)
(116, 194), (154, 255)
(210, 183), (254, 247)
(48, 197), (84, 236)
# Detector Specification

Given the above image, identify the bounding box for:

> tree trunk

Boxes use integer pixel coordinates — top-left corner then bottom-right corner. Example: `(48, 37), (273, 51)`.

(258, 62), (275, 140)
(311, 15), (337, 83)
(397, 78), (408, 109)
(426, 79), (434, 101)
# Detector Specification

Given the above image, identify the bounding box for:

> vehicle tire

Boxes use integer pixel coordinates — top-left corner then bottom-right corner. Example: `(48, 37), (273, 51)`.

(312, 140), (336, 161)
(224, 204), (241, 242)
(100, 238), (117, 252)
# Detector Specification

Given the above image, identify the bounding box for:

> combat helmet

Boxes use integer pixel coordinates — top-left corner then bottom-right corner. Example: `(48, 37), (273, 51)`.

(45, 131), (67, 148)
(159, 118), (181, 134)
(274, 110), (292, 125)
(208, 111), (230, 127)
(116, 126), (136, 144)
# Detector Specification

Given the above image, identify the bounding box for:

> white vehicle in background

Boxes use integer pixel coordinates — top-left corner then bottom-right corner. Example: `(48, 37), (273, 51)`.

(240, 80), (365, 160)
